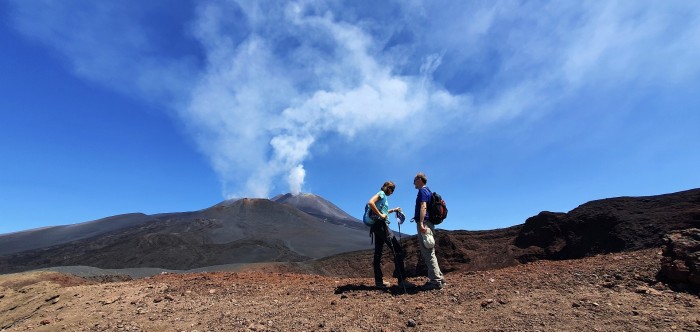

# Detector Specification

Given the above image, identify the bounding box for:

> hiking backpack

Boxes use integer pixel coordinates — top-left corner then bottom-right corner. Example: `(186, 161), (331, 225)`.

(428, 190), (448, 225)
(363, 203), (377, 226)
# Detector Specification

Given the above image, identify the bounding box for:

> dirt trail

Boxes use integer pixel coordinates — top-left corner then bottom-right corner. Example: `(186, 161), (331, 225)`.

(1, 248), (698, 331)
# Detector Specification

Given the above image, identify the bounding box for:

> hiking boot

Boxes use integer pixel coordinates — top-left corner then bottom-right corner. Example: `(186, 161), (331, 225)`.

(421, 281), (443, 291)
(398, 280), (418, 289)
(375, 281), (390, 289)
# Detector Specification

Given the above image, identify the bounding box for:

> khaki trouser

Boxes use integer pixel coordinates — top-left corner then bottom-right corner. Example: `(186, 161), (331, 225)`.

(417, 221), (444, 284)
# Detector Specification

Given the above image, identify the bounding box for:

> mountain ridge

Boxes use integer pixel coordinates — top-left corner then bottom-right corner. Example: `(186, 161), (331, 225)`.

(271, 192), (366, 231)
(0, 194), (373, 274)
(1, 188), (698, 278)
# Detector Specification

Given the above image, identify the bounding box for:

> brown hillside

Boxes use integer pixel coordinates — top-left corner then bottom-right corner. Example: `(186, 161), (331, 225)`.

(2, 248), (698, 331)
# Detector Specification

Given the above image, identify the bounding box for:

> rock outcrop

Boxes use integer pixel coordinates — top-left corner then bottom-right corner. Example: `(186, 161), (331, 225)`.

(514, 189), (700, 262)
(659, 228), (700, 291)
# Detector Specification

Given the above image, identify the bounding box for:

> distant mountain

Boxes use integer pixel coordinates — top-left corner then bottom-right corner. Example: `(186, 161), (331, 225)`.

(0, 195), (374, 274)
(271, 193), (366, 231)
(0, 213), (153, 256)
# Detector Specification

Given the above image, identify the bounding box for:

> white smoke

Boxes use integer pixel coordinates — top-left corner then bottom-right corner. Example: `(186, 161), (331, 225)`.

(8, 0), (700, 199)
(287, 165), (306, 196)
(185, 1), (462, 198)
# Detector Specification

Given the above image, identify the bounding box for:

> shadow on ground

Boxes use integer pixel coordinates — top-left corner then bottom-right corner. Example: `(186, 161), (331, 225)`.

(334, 283), (423, 295)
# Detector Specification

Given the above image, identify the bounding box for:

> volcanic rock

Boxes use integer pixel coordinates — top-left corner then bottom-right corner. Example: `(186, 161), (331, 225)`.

(659, 228), (700, 290)
(514, 188), (700, 262)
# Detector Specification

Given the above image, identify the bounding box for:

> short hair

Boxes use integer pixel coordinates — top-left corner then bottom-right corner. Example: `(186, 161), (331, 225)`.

(381, 181), (396, 192)
(415, 172), (427, 184)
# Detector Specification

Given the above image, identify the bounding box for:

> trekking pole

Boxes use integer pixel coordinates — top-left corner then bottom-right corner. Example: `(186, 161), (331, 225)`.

(397, 213), (402, 244)
(394, 210), (407, 294)
(386, 236), (407, 294)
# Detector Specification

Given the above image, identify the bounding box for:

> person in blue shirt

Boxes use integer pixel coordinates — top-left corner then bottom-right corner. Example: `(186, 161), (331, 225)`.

(367, 181), (416, 290)
(413, 172), (445, 290)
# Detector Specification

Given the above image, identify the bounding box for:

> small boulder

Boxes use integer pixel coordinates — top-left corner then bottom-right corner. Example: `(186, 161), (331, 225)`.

(659, 228), (700, 291)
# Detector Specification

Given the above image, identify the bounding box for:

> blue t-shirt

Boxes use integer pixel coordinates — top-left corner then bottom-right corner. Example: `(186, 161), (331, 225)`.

(363, 191), (390, 226)
(376, 190), (389, 215)
(414, 187), (431, 221)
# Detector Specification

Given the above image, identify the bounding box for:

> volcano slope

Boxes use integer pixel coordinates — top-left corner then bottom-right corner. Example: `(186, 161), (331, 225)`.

(272, 193), (367, 232)
(0, 198), (371, 275)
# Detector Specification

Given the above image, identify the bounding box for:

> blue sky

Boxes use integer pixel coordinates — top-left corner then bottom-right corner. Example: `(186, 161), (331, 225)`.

(1, 1), (699, 235)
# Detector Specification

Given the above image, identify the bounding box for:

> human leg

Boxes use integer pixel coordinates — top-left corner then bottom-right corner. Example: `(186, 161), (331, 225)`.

(390, 235), (417, 289)
(372, 224), (386, 286)
(418, 222), (444, 287)
(389, 236), (406, 281)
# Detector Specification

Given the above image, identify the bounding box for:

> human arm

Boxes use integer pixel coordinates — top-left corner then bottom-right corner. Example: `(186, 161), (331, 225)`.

(418, 201), (428, 234)
(368, 194), (388, 220)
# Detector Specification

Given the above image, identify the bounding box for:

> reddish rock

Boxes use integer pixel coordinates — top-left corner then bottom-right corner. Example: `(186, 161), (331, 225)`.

(659, 228), (700, 291)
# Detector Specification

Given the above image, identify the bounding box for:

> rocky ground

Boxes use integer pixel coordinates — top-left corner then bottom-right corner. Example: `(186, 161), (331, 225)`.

(1, 248), (699, 331)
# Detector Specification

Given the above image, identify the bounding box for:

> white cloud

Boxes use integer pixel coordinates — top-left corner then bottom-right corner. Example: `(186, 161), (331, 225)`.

(7, 0), (700, 199)
(413, 1), (700, 127)
(7, 1), (195, 106)
(562, 2), (700, 86)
